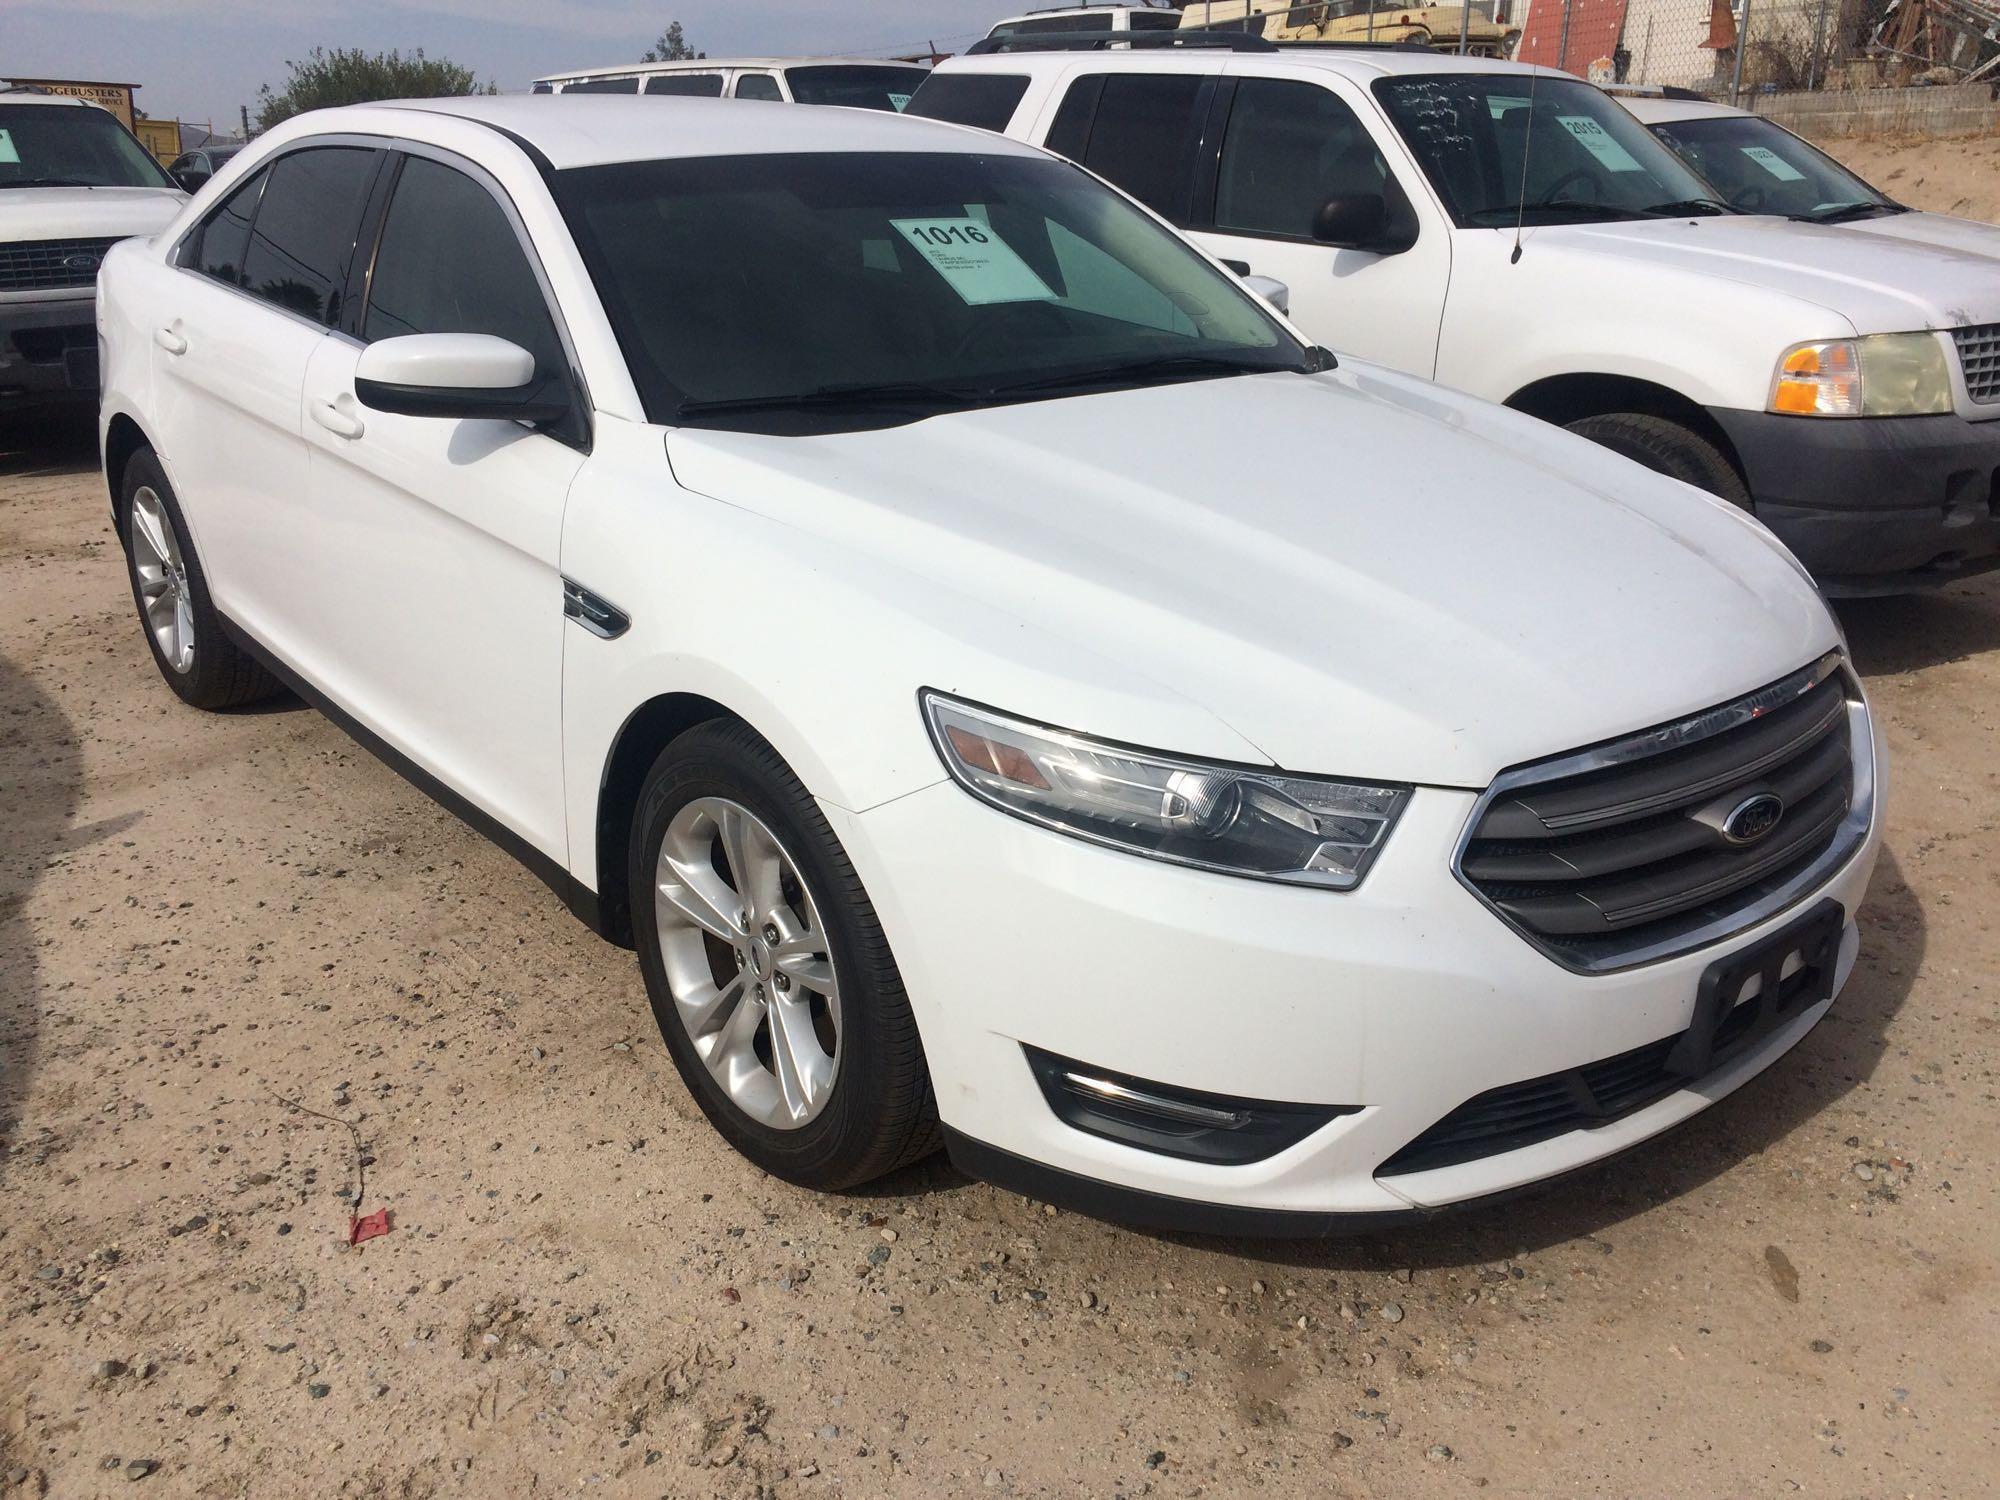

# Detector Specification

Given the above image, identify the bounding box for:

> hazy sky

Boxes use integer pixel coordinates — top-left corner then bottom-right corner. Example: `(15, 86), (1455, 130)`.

(6, 0), (1009, 133)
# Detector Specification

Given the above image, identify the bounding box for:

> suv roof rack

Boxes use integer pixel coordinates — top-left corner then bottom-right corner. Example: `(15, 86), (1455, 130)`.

(965, 30), (1442, 54)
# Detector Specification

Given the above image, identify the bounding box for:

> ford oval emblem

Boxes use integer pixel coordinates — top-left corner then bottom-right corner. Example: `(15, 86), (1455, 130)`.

(1721, 792), (1785, 846)
(64, 253), (102, 273)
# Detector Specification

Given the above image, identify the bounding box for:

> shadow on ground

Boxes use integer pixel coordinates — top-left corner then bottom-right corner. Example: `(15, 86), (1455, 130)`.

(1837, 573), (2000, 676)
(0, 410), (98, 481)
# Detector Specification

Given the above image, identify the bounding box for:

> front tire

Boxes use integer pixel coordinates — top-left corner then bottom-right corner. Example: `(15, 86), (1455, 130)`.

(119, 448), (280, 710)
(1565, 412), (1752, 509)
(630, 719), (939, 1189)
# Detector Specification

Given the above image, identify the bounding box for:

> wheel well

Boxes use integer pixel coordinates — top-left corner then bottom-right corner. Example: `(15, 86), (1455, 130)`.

(593, 693), (739, 948)
(103, 414), (151, 525)
(1504, 374), (1748, 489)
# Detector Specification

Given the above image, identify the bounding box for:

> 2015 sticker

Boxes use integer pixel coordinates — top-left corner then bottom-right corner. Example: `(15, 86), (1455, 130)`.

(1740, 145), (1807, 182)
(1555, 115), (1643, 173)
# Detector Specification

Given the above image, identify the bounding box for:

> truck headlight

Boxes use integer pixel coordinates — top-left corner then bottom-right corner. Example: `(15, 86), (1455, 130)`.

(922, 693), (1409, 890)
(1770, 333), (1953, 417)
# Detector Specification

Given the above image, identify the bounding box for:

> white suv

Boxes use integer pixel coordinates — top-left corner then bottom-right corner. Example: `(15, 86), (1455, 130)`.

(913, 35), (2000, 593)
(0, 90), (183, 417)
(99, 95), (1880, 1231)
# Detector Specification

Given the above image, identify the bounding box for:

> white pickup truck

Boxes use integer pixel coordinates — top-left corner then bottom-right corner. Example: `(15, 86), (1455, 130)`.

(0, 89), (184, 419)
(909, 37), (2000, 593)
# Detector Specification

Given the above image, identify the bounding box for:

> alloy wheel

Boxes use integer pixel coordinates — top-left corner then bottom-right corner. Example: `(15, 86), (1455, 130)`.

(129, 485), (194, 674)
(653, 796), (842, 1129)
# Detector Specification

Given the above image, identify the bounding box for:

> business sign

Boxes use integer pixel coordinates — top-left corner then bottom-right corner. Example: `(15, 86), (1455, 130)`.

(4, 78), (139, 129)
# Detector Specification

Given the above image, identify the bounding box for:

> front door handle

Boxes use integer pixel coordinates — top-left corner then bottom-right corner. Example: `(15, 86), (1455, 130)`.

(154, 327), (187, 356)
(311, 397), (365, 441)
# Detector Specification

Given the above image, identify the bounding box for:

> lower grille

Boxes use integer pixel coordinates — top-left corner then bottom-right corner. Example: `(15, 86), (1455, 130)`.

(1382, 901), (1842, 1176)
(1455, 654), (1865, 971)
(1954, 323), (2000, 404)
(0, 237), (122, 293)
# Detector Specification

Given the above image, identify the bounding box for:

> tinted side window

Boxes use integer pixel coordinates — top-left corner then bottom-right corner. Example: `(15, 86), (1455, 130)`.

(363, 156), (564, 386)
(567, 76), (640, 94)
(905, 74), (1030, 132)
(191, 167), (266, 287)
(238, 147), (380, 324)
(644, 74), (724, 97)
(1069, 73), (1210, 223)
(734, 73), (784, 101)
(1215, 79), (1391, 239)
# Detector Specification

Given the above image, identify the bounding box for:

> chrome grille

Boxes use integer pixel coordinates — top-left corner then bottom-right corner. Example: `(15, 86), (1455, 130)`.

(0, 237), (121, 293)
(1454, 655), (1869, 972)
(1954, 323), (2000, 404)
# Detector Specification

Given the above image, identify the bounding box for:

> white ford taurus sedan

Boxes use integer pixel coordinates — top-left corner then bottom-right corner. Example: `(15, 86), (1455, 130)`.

(98, 96), (1883, 1233)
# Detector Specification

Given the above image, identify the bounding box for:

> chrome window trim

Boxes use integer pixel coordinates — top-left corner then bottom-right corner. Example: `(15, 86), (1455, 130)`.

(1449, 652), (1875, 975)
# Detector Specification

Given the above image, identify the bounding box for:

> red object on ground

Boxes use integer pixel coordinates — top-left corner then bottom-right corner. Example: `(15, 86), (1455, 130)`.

(348, 1207), (392, 1246)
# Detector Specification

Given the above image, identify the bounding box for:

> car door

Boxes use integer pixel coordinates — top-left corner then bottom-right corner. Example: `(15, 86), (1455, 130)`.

(297, 149), (586, 862)
(149, 143), (384, 657)
(1193, 75), (1450, 376)
(1035, 67), (1225, 228)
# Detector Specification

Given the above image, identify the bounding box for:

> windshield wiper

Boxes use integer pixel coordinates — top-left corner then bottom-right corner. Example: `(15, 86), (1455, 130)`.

(1465, 200), (1656, 226)
(1792, 200), (1903, 224)
(0, 177), (97, 190)
(986, 351), (1301, 397)
(1641, 197), (1735, 217)
(675, 380), (981, 420)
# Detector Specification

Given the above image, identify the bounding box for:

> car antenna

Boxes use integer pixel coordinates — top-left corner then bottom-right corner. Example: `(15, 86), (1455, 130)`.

(1512, 65), (1540, 264)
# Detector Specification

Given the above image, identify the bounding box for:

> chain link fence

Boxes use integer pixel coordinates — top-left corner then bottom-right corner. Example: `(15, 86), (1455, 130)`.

(1505, 0), (2000, 102)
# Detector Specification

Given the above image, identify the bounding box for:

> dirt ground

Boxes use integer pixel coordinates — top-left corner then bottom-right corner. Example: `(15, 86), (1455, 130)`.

(5, 262), (2000, 1497)
(1815, 132), (2000, 223)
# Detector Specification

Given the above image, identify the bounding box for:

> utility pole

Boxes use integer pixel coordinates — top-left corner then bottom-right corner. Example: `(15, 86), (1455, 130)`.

(1730, 0), (1752, 105)
(1556, 0), (1574, 71)
(1459, 0), (1472, 53)
(1807, 0), (1829, 90)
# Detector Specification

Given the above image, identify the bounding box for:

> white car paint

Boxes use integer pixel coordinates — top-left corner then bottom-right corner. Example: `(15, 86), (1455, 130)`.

(98, 95), (1882, 1225)
(1620, 93), (2000, 259)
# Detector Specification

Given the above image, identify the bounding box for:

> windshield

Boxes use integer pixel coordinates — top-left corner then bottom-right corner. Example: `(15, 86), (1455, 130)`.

(554, 151), (1305, 432)
(1648, 114), (1899, 221)
(1374, 75), (1724, 226)
(783, 66), (925, 112)
(0, 102), (174, 190)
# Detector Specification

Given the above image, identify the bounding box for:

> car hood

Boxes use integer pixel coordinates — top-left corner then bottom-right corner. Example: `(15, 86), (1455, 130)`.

(1840, 208), (2000, 262)
(665, 367), (1837, 788)
(1533, 215), (2000, 333)
(0, 185), (186, 245)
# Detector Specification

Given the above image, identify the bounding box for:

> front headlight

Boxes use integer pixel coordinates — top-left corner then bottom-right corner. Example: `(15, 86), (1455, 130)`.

(922, 693), (1409, 890)
(1769, 333), (1953, 417)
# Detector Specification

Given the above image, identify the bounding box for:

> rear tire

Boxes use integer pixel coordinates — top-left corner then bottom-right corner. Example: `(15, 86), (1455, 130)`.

(1565, 412), (1751, 509)
(118, 448), (281, 710)
(630, 719), (939, 1190)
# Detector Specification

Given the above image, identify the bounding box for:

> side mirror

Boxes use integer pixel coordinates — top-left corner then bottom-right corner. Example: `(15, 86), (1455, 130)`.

(1240, 273), (1290, 316)
(1311, 193), (1415, 255)
(173, 169), (209, 192)
(354, 334), (568, 424)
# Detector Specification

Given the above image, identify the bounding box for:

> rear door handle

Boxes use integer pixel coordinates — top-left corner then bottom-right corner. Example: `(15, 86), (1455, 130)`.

(154, 327), (187, 355)
(311, 398), (365, 441)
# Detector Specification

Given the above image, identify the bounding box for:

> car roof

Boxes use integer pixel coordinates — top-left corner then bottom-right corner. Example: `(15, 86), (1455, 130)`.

(0, 90), (105, 109)
(323, 95), (1043, 170)
(936, 47), (1571, 84)
(536, 57), (929, 84)
(1615, 94), (1750, 125)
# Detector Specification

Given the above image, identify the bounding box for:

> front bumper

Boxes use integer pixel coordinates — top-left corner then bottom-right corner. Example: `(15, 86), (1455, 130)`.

(0, 293), (100, 410)
(829, 711), (1884, 1233)
(1708, 407), (2000, 594)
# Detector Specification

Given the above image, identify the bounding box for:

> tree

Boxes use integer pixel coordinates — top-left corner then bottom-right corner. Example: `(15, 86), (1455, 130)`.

(643, 21), (703, 61)
(255, 47), (496, 132)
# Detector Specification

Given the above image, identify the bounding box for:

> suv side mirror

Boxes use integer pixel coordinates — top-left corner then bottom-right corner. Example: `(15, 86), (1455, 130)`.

(1311, 193), (1417, 256)
(1240, 273), (1290, 316)
(354, 334), (570, 424)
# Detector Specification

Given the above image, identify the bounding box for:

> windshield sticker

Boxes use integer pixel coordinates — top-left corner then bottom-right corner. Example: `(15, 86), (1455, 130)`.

(887, 92), (912, 112)
(1555, 115), (1643, 172)
(891, 217), (1053, 305)
(0, 130), (19, 166)
(1740, 144), (1807, 182)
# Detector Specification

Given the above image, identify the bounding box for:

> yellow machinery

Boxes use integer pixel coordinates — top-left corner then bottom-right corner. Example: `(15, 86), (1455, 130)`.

(1180, 0), (1517, 57)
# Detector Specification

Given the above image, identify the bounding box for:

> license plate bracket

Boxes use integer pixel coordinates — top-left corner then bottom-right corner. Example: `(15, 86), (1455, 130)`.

(1666, 898), (1845, 1080)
